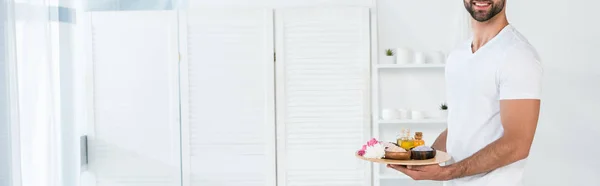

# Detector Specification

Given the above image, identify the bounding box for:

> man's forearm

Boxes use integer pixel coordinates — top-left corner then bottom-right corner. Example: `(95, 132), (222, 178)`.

(443, 136), (529, 180)
(431, 129), (447, 152)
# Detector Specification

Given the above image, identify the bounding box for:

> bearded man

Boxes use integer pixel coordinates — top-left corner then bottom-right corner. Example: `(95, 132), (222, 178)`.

(388, 1), (543, 186)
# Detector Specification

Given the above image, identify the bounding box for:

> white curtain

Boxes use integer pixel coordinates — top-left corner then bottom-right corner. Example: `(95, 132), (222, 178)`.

(6, 0), (63, 186)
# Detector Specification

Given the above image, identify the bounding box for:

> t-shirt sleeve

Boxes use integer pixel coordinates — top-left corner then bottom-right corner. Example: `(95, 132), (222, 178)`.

(497, 47), (543, 100)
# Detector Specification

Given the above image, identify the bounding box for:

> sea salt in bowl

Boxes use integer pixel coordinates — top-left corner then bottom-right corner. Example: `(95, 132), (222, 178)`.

(412, 146), (433, 151)
(384, 145), (411, 160)
(410, 146), (436, 160)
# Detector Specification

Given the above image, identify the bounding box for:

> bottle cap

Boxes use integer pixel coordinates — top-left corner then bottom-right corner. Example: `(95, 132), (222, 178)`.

(415, 132), (423, 139)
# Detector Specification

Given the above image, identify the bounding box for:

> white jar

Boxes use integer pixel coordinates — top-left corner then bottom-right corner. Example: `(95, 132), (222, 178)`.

(440, 110), (448, 119)
(395, 48), (413, 64)
(381, 109), (400, 120)
(398, 109), (411, 120)
(414, 52), (426, 64)
(411, 111), (424, 120)
(381, 55), (396, 64)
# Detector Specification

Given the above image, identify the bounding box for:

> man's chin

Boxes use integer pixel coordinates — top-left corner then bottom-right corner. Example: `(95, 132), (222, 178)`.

(473, 14), (492, 22)
(474, 17), (490, 22)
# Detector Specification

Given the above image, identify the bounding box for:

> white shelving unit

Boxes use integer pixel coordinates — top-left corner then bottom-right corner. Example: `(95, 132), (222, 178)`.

(371, 33), (449, 186)
(371, 60), (449, 185)
(369, 0), (470, 185)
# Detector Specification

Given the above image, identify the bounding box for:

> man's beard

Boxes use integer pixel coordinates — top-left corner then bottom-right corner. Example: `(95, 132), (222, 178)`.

(464, 0), (505, 22)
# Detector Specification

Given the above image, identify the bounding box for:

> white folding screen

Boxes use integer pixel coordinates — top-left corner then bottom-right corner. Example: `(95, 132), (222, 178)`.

(179, 8), (276, 186)
(275, 7), (372, 186)
(87, 11), (181, 186)
(83, 7), (372, 186)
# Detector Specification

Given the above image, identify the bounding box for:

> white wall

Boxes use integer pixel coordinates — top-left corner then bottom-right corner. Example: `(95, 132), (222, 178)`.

(507, 1), (600, 185)
(376, 0), (469, 55)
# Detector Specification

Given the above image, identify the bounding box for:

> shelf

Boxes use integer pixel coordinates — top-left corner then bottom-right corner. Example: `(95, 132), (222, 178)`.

(377, 119), (447, 124)
(377, 64), (445, 69)
(379, 173), (411, 179)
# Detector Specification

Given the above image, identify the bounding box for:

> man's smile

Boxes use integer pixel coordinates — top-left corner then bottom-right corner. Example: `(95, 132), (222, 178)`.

(473, 1), (492, 11)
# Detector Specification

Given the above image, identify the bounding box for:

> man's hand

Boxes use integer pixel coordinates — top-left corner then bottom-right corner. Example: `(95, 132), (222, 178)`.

(387, 164), (451, 181)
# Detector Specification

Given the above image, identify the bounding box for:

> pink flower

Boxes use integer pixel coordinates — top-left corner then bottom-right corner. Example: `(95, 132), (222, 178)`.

(367, 138), (379, 146)
(358, 150), (365, 156)
(359, 138), (382, 156)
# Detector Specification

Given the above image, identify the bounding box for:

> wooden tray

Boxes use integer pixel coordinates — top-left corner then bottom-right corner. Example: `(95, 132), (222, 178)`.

(356, 150), (451, 165)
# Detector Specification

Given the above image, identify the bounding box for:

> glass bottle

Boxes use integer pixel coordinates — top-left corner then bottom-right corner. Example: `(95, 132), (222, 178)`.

(395, 129), (405, 147)
(413, 132), (425, 147)
(397, 129), (414, 150)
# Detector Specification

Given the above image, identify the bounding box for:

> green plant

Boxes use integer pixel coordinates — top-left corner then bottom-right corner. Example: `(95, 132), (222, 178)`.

(385, 49), (394, 56)
(440, 103), (448, 110)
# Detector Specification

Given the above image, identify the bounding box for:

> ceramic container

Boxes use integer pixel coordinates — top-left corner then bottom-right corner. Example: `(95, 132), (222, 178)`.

(396, 48), (413, 64)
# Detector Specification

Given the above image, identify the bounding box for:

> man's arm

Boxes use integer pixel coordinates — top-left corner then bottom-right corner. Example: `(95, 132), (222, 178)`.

(431, 129), (447, 152)
(443, 99), (540, 179)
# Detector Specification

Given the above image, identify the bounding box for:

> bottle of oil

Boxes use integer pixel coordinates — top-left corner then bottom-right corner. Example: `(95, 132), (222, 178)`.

(397, 129), (414, 150)
(413, 132), (425, 147)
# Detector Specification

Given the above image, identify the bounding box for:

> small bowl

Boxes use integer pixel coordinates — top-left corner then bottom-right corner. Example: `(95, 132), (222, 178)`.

(410, 147), (436, 160)
(384, 151), (411, 160)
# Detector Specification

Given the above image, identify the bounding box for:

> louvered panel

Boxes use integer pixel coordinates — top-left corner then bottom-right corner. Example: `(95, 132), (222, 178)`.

(89, 11), (180, 186)
(276, 7), (371, 186)
(183, 8), (275, 186)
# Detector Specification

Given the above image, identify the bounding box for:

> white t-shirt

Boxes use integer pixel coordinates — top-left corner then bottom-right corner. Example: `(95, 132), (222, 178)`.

(444, 25), (543, 186)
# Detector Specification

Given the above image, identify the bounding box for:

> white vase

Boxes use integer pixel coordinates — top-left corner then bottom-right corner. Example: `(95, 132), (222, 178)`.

(414, 52), (426, 64)
(440, 110), (448, 119)
(396, 48), (413, 64)
(398, 109), (411, 120)
(381, 56), (396, 64)
(381, 109), (400, 120)
(411, 111), (424, 120)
